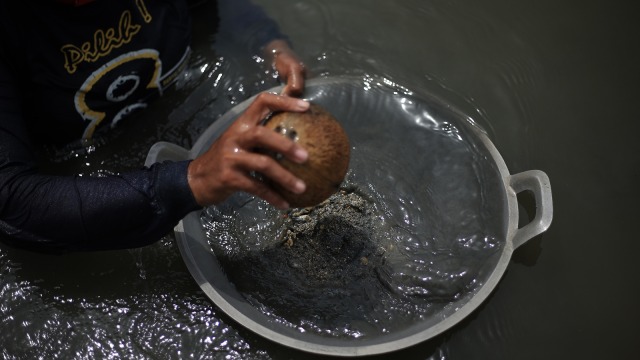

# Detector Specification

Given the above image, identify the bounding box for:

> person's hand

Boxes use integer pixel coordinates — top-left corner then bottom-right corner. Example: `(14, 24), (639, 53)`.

(187, 93), (310, 209)
(263, 39), (306, 97)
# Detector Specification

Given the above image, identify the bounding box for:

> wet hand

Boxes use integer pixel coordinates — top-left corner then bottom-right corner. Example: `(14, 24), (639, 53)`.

(264, 39), (306, 97)
(187, 93), (310, 209)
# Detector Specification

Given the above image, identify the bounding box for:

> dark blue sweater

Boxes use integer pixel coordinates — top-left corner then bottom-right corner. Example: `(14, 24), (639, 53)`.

(0, 0), (286, 252)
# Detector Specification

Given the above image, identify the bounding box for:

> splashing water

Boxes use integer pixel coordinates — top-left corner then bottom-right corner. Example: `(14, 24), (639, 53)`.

(0, 0), (559, 357)
(201, 75), (506, 339)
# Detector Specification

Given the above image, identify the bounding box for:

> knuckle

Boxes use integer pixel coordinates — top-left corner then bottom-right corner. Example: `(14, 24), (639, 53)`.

(219, 168), (235, 186)
(255, 92), (267, 101)
(255, 92), (274, 104)
(251, 125), (266, 137)
(254, 155), (272, 171)
(241, 127), (257, 143)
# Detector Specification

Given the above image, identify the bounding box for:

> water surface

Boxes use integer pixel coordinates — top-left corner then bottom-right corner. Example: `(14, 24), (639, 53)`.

(1, 0), (639, 359)
(200, 77), (507, 340)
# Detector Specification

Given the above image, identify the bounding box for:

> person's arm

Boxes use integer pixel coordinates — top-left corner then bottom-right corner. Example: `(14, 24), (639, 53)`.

(0, 58), (201, 252)
(0, 58), (309, 253)
(217, 0), (306, 96)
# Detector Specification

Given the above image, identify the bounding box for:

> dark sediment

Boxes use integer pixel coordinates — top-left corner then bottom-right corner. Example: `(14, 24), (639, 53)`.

(218, 187), (392, 331)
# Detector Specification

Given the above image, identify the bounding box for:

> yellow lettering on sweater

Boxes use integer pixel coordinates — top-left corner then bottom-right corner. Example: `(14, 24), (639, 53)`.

(61, 10), (142, 74)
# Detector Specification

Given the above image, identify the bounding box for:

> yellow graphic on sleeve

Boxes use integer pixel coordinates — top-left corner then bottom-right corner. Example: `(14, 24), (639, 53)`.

(76, 49), (162, 140)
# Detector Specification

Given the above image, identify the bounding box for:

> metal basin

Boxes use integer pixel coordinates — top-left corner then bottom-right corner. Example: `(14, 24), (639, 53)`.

(145, 76), (553, 357)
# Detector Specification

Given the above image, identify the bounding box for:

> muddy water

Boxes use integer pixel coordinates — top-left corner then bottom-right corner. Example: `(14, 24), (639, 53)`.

(1, 0), (639, 359)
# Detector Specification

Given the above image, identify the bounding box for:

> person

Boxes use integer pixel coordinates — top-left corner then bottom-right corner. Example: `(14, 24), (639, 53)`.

(0, 0), (308, 252)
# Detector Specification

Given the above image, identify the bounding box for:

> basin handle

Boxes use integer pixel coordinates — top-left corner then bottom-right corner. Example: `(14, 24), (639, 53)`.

(509, 170), (553, 249)
(145, 141), (191, 166)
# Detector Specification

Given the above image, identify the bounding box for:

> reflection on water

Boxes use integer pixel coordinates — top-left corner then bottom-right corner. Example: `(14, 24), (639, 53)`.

(2, 0), (636, 358)
(200, 75), (506, 340)
(1, 2), (282, 358)
(0, 239), (273, 359)
(0, 0), (519, 357)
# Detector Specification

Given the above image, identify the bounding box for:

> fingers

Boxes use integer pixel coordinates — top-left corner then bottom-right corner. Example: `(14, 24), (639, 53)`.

(238, 126), (308, 164)
(187, 75), (310, 208)
(231, 152), (306, 198)
(281, 62), (306, 96)
(282, 69), (305, 96)
(187, 94), (309, 208)
(241, 92), (309, 126)
(188, 149), (305, 208)
(227, 171), (291, 210)
(262, 39), (307, 97)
